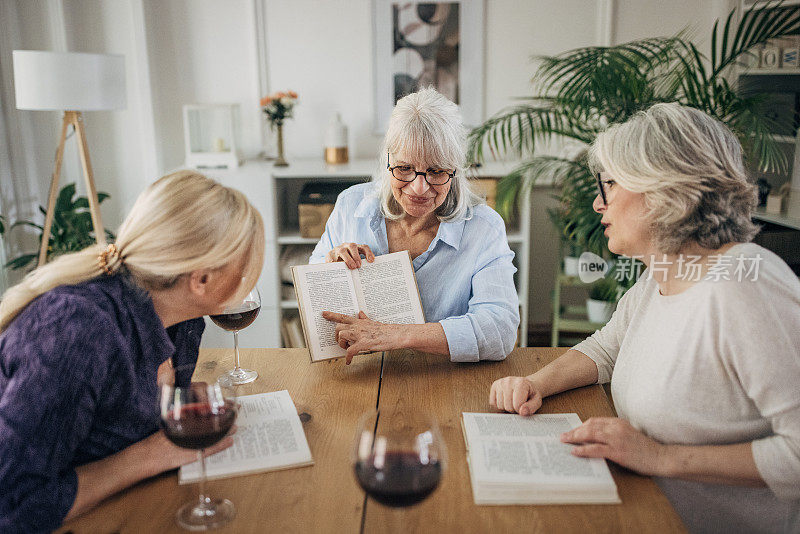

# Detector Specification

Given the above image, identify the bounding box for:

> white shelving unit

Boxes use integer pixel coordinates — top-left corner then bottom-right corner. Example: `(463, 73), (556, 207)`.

(201, 158), (535, 348)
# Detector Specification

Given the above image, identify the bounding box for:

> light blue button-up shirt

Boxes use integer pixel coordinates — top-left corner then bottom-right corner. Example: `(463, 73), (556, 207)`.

(309, 182), (519, 362)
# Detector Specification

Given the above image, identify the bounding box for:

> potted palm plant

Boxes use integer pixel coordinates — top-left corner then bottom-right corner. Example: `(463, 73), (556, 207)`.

(468, 3), (800, 262)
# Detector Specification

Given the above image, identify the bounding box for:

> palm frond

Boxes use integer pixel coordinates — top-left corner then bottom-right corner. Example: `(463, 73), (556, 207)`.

(713, 2), (800, 77)
(493, 156), (587, 219)
(467, 102), (595, 164)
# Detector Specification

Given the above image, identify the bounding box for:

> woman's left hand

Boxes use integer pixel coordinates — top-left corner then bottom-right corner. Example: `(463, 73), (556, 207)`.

(560, 417), (670, 476)
(321, 311), (401, 364)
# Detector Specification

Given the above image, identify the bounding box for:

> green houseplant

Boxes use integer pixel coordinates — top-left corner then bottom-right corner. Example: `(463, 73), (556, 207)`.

(6, 183), (114, 271)
(587, 276), (620, 324)
(468, 2), (800, 264)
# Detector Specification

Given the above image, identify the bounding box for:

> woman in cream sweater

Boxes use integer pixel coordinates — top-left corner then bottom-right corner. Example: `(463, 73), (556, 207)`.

(490, 103), (800, 534)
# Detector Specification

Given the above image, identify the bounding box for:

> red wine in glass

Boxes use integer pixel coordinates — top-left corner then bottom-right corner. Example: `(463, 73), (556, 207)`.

(162, 401), (237, 450)
(160, 379), (238, 530)
(209, 302), (260, 332)
(352, 410), (446, 508)
(355, 451), (442, 507)
(211, 287), (261, 386)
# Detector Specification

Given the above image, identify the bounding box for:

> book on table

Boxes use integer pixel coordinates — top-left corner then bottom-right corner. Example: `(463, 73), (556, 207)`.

(179, 390), (313, 484)
(291, 251), (425, 362)
(461, 412), (620, 504)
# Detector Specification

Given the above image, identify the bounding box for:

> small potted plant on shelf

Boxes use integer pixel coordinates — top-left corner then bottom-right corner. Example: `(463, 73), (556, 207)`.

(260, 90), (298, 167)
(586, 276), (619, 324)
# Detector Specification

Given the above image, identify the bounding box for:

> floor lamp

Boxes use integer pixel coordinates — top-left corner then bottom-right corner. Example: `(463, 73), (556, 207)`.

(12, 50), (126, 267)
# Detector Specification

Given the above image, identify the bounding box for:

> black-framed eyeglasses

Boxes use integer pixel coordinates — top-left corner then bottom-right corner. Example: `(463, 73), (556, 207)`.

(595, 172), (615, 205)
(387, 152), (455, 186)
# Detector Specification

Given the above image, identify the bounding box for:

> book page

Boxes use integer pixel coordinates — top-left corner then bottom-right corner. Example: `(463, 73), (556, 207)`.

(179, 391), (313, 484)
(462, 413), (615, 486)
(292, 262), (359, 361)
(352, 251), (425, 324)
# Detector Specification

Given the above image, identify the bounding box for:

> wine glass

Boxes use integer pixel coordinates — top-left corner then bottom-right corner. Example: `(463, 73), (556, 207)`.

(210, 287), (261, 385)
(352, 410), (446, 507)
(160, 379), (238, 530)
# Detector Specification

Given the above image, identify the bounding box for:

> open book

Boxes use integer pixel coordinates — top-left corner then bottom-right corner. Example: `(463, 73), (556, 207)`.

(179, 390), (313, 484)
(461, 412), (620, 504)
(291, 251), (425, 362)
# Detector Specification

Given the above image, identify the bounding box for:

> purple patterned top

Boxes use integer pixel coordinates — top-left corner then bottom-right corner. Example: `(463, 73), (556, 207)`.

(0, 275), (204, 532)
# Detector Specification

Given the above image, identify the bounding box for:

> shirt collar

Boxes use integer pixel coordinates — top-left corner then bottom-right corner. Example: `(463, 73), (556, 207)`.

(354, 193), (380, 219)
(435, 218), (466, 250)
(116, 275), (176, 359)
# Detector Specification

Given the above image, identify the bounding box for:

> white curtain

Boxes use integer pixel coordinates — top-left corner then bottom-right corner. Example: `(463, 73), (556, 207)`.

(0, 0), (46, 291)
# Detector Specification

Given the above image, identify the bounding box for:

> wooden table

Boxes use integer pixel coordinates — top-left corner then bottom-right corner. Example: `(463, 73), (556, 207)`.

(59, 348), (685, 533)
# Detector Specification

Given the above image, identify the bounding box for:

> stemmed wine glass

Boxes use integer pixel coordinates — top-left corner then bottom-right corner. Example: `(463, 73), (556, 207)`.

(210, 287), (261, 385)
(352, 410), (446, 507)
(160, 379), (238, 530)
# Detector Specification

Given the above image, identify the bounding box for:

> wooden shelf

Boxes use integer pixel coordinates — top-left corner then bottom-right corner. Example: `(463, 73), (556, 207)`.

(277, 233), (321, 245)
(556, 318), (605, 332)
(740, 69), (800, 76)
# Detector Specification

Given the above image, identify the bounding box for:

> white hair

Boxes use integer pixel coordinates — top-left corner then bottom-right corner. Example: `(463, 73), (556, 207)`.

(0, 170), (265, 332)
(589, 102), (758, 254)
(378, 87), (481, 222)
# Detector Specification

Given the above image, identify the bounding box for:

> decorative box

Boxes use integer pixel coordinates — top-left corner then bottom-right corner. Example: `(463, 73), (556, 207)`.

(781, 37), (800, 69)
(761, 42), (782, 69)
(298, 182), (359, 238)
(471, 178), (499, 210)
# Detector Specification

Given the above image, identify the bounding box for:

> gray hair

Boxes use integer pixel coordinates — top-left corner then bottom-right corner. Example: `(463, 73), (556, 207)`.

(588, 102), (758, 254)
(378, 87), (481, 222)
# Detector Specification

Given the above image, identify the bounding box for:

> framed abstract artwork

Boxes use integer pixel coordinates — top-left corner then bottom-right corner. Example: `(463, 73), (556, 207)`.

(372, 0), (485, 132)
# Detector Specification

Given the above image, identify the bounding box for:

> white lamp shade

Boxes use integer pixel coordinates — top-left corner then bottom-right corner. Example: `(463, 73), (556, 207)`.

(13, 50), (126, 111)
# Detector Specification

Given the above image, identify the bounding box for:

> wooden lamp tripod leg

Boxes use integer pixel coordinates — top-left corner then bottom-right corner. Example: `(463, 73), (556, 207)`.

(38, 113), (70, 267)
(72, 111), (106, 246)
(37, 110), (107, 268)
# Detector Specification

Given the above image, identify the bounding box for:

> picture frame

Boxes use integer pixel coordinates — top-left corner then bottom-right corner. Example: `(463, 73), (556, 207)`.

(372, 0), (485, 133)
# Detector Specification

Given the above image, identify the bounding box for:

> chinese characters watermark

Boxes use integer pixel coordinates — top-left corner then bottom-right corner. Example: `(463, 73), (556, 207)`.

(576, 252), (762, 283)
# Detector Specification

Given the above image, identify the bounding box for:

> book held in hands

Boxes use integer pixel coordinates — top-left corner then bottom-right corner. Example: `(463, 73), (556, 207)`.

(461, 412), (620, 505)
(291, 251), (425, 362)
(179, 390), (313, 484)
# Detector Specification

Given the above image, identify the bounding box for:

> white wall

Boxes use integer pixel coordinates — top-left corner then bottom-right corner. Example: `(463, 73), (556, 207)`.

(145, 0), (261, 174)
(5, 0), (735, 326)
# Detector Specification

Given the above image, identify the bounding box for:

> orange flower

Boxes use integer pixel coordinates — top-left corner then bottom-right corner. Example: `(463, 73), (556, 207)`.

(275, 92), (286, 99)
(288, 91), (298, 99)
(260, 96), (272, 106)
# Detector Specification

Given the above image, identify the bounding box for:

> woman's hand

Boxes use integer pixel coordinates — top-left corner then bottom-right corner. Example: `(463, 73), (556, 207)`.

(489, 376), (543, 416)
(325, 243), (375, 269)
(67, 426), (237, 521)
(560, 417), (669, 476)
(321, 311), (401, 364)
(140, 427), (236, 474)
(156, 359), (174, 387)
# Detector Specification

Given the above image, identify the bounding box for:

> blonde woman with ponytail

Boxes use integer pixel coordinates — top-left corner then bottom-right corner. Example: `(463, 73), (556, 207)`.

(0, 171), (264, 531)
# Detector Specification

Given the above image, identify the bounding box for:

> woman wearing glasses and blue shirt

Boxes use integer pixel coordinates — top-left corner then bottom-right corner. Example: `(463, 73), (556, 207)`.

(309, 87), (519, 363)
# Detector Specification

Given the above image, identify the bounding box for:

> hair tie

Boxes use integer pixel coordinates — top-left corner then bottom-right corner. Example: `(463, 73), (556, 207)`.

(98, 243), (123, 275)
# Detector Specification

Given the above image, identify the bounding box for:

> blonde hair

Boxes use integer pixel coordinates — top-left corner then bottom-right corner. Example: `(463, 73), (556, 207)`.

(0, 170), (265, 332)
(589, 102), (758, 254)
(379, 87), (481, 222)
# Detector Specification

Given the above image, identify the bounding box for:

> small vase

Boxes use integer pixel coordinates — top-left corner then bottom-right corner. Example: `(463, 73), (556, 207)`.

(274, 122), (288, 167)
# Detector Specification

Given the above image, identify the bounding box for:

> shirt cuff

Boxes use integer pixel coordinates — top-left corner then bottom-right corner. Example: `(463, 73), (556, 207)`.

(572, 337), (613, 384)
(440, 317), (479, 362)
(751, 436), (800, 501)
